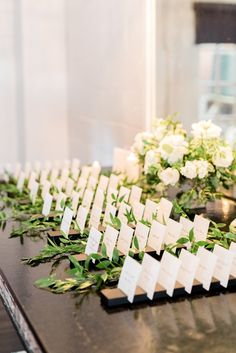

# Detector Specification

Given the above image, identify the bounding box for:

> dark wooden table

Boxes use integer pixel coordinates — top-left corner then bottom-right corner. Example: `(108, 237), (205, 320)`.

(0, 200), (236, 353)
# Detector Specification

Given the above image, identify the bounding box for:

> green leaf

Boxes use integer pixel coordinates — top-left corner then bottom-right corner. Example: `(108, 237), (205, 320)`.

(96, 260), (111, 269)
(188, 228), (194, 242)
(112, 247), (120, 263)
(101, 243), (107, 257)
(176, 237), (189, 245)
(133, 236), (139, 250)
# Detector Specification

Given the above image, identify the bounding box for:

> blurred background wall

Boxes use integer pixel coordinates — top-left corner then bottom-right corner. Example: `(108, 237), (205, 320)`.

(0, 0), (235, 166)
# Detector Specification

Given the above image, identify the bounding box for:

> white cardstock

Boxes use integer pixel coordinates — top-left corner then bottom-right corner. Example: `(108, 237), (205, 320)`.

(65, 177), (75, 197)
(156, 198), (173, 224)
(60, 207), (74, 236)
(229, 242), (236, 278)
(89, 205), (102, 229)
(71, 190), (80, 216)
(178, 249), (200, 294)
(93, 188), (105, 209)
(103, 225), (119, 260)
(143, 199), (158, 223)
(213, 244), (235, 287)
(42, 193), (53, 217)
(164, 218), (183, 245)
(85, 227), (102, 256)
(193, 215), (210, 241)
(147, 220), (167, 255)
(129, 185), (142, 207)
(81, 189), (94, 211)
(55, 192), (67, 212)
(106, 187), (118, 205)
(108, 174), (119, 190)
(117, 186), (130, 206)
(103, 204), (117, 226)
(97, 175), (109, 192)
(76, 206), (88, 233)
(138, 253), (160, 300)
(134, 222), (150, 251)
(132, 202), (145, 223)
(117, 223), (134, 255)
(158, 251), (182, 297)
(118, 256), (142, 303)
(117, 202), (131, 224)
(195, 247), (218, 290)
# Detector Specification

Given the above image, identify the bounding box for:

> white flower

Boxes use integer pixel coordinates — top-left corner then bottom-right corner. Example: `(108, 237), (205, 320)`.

(180, 161), (197, 179)
(212, 146), (234, 168)
(159, 168), (180, 186)
(132, 132), (154, 156)
(191, 120), (222, 139)
(195, 160), (209, 179)
(144, 149), (160, 173)
(158, 134), (188, 164)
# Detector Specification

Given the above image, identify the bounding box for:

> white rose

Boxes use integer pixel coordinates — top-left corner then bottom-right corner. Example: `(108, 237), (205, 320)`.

(194, 160), (209, 179)
(158, 134), (188, 164)
(212, 146), (234, 168)
(144, 149), (161, 174)
(159, 168), (180, 186)
(132, 132), (154, 156)
(191, 120), (222, 139)
(180, 161), (197, 179)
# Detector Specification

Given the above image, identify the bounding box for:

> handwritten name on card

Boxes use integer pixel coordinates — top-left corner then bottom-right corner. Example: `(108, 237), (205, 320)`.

(193, 215), (210, 242)
(143, 199), (158, 223)
(76, 206), (88, 233)
(85, 227), (102, 256)
(117, 224), (134, 255)
(129, 185), (142, 207)
(132, 202), (145, 223)
(103, 225), (119, 260)
(156, 198), (173, 224)
(89, 205), (102, 229)
(42, 193), (53, 217)
(213, 244), (234, 288)
(164, 218), (183, 245)
(60, 207), (74, 236)
(134, 222), (150, 251)
(117, 202), (131, 224)
(147, 220), (166, 255)
(178, 249), (200, 294)
(158, 251), (182, 297)
(138, 253), (160, 300)
(118, 256), (142, 303)
(103, 204), (117, 227)
(195, 247), (217, 290)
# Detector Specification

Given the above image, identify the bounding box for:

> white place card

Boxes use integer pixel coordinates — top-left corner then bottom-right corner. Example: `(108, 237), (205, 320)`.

(143, 199), (158, 223)
(103, 204), (117, 226)
(60, 168), (69, 188)
(89, 205), (102, 229)
(40, 170), (49, 186)
(30, 181), (39, 205)
(42, 192), (53, 217)
(108, 174), (119, 190)
(76, 177), (87, 198)
(118, 256), (142, 303)
(117, 202), (131, 224)
(195, 247), (218, 290)
(87, 175), (98, 191)
(180, 216), (194, 237)
(17, 171), (25, 192)
(34, 161), (41, 175)
(138, 253), (160, 300)
(193, 215), (210, 242)
(91, 161), (101, 179)
(213, 244), (234, 288)
(117, 223), (134, 255)
(53, 179), (63, 200)
(125, 152), (140, 182)
(85, 227), (102, 256)
(65, 177), (74, 197)
(103, 225), (119, 260)
(80, 166), (91, 181)
(71, 168), (80, 182)
(178, 249), (200, 294)
(132, 201), (145, 222)
(229, 242), (236, 277)
(117, 186), (130, 205)
(156, 198), (173, 224)
(28, 171), (37, 190)
(93, 188), (105, 209)
(50, 168), (59, 184)
(134, 222), (150, 251)
(41, 180), (51, 201)
(71, 190), (80, 216)
(158, 251), (182, 297)
(76, 205), (88, 233)
(147, 220), (167, 255)
(81, 189), (94, 211)
(106, 187), (118, 205)
(97, 175), (109, 192)
(60, 207), (74, 236)
(55, 192), (67, 211)
(24, 162), (31, 179)
(129, 185), (142, 207)
(164, 218), (183, 245)
(71, 158), (80, 171)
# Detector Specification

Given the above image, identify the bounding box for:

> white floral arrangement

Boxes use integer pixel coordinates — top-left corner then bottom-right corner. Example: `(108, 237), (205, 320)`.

(131, 115), (236, 209)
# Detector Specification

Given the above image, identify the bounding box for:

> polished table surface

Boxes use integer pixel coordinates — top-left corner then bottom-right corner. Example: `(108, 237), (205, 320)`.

(0, 200), (236, 353)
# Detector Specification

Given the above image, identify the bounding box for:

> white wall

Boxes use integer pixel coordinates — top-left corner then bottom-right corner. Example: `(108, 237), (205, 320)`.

(66, 0), (147, 165)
